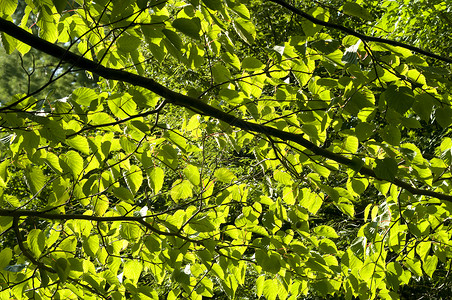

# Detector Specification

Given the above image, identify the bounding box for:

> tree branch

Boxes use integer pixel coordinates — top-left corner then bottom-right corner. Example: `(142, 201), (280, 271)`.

(0, 17), (451, 201)
(3, 209), (193, 240)
(268, 0), (452, 64)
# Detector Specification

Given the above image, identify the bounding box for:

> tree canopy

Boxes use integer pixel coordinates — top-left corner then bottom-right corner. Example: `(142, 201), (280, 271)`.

(0, 0), (451, 299)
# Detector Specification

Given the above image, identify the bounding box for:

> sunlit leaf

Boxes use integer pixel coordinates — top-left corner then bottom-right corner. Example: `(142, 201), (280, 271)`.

(170, 179), (193, 202)
(184, 164), (200, 186)
(214, 168), (236, 183)
(148, 167), (165, 194)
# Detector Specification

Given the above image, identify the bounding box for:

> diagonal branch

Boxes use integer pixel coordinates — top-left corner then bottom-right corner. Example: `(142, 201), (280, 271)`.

(0, 17), (451, 201)
(268, 0), (452, 64)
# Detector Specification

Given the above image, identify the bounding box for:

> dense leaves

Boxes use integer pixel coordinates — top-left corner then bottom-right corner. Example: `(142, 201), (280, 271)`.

(0, 0), (451, 299)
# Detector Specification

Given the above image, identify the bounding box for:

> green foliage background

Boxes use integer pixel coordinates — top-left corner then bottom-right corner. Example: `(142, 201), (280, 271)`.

(0, 0), (451, 299)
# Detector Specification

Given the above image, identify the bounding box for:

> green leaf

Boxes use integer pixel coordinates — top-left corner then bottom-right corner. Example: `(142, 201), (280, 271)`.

(27, 229), (46, 258)
(273, 170), (293, 185)
(24, 166), (46, 195)
(310, 163), (330, 178)
(423, 256), (438, 278)
(173, 267), (190, 285)
(256, 276), (265, 298)
(343, 2), (372, 21)
(214, 168), (236, 183)
(37, 5), (58, 43)
(119, 222), (142, 242)
(221, 52), (241, 70)
(219, 88), (243, 104)
(189, 215), (216, 232)
(124, 165), (143, 195)
(374, 158), (398, 181)
(233, 18), (256, 45)
(336, 198), (355, 217)
(172, 18), (201, 39)
(201, 0), (223, 11)
(300, 189), (323, 214)
(52, 0), (66, 14)
(144, 235), (161, 252)
(148, 42), (166, 62)
(262, 279), (278, 300)
(212, 63), (231, 84)
(379, 124), (401, 146)
(0, 248), (12, 269)
(163, 130), (188, 152)
(40, 119), (66, 143)
(345, 91), (375, 115)
(343, 136), (359, 153)
(184, 164), (200, 186)
(61, 150), (84, 178)
(124, 260), (143, 284)
(86, 113), (119, 131)
(117, 34), (142, 53)
(405, 258), (423, 277)
(413, 93), (434, 121)
(72, 87), (98, 107)
(231, 3), (250, 19)
(0, 217), (12, 232)
(55, 258), (69, 282)
(319, 238), (338, 254)
(255, 249), (281, 274)
(0, 159), (8, 187)
(313, 225), (339, 238)
(93, 195), (109, 216)
(350, 236), (366, 260)
(306, 257), (331, 274)
(385, 85), (415, 115)
(108, 93), (137, 119)
(0, 32), (17, 54)
(45, 152), (63, 173)
(82, 235), (99, 258)
(170, 179), (193, 202)
(162, 29), (182, 51)
(241, 57), (264, 71)
(129, 87), (159, 108)
(435, 107), (452, 128)
(148, 167), (164, 194)
(66, 136), (90, 155)
(112, 186), (134, 202)
(301, 7), (329, 36)
(0, 0), (17, 17)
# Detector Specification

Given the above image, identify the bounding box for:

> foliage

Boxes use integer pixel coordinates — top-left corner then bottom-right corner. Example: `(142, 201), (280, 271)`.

(0, 0), (451, 299)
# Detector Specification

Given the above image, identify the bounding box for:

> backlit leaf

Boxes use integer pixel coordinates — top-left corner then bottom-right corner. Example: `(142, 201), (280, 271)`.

(214, 168), (236, 183)
(124, 260), (142, 284)
(170, 180), (193, 202)
(148, 167), (164, 194)
(313, 225), (339, 238)
(184, 164), (200, 186)
(124, 165), (143, 195)
(0, 248), (12, 269)
(233, 18), (256, 44)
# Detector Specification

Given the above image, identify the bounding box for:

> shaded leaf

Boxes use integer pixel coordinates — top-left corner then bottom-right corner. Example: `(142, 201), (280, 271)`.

(374, 158), (398, 181)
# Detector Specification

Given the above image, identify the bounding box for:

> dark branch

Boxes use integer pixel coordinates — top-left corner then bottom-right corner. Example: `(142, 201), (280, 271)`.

(268, 0), (452, 64)
(4, 209), (187, 239)
(0, 17), (451, 201)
